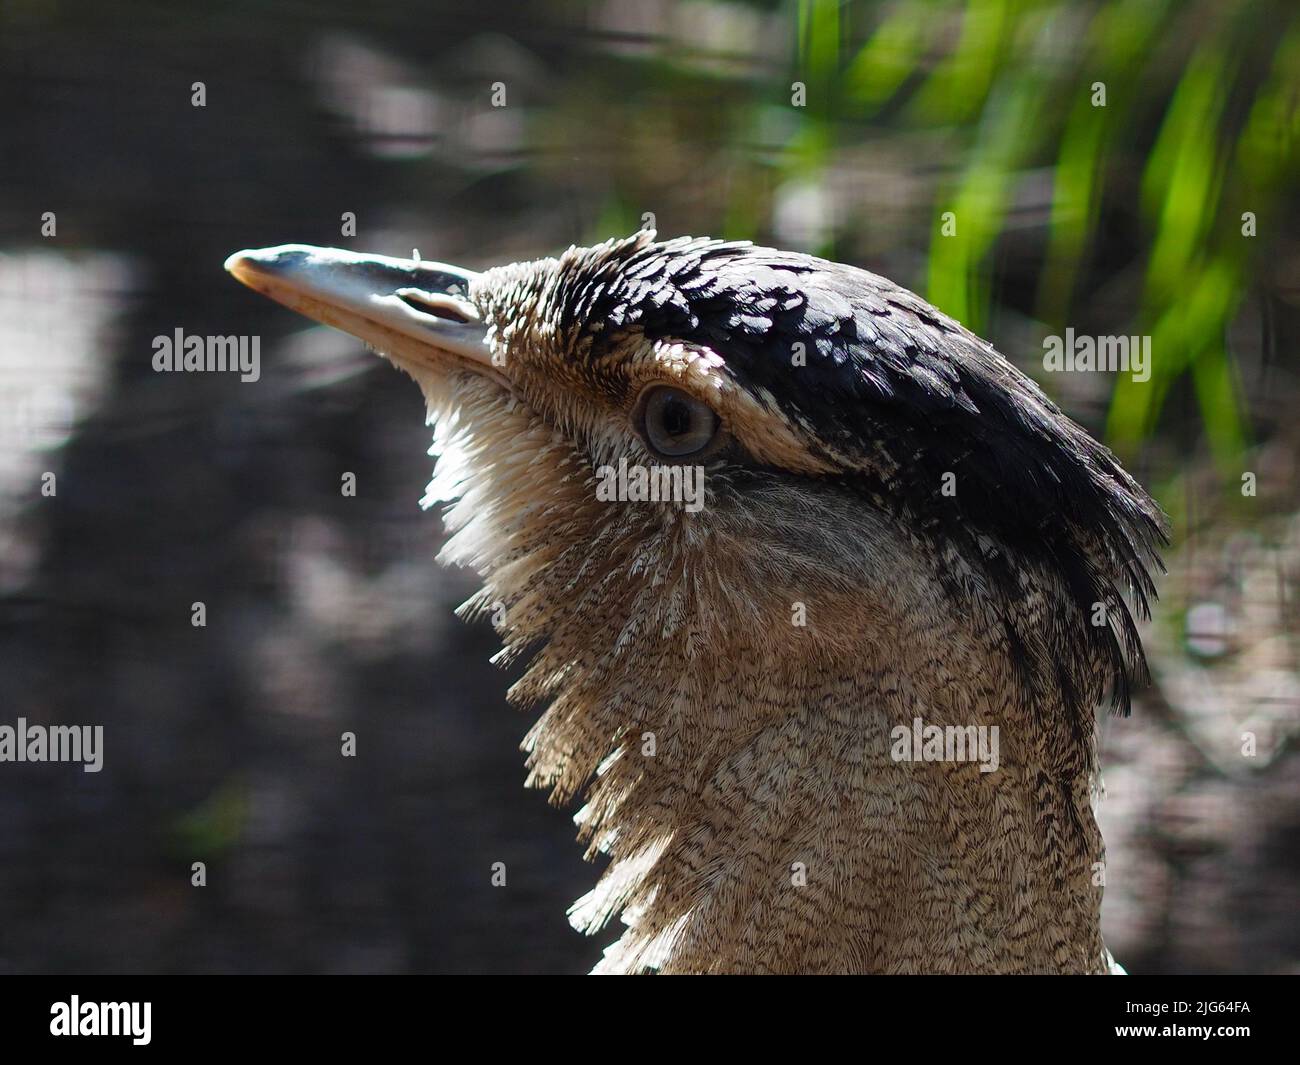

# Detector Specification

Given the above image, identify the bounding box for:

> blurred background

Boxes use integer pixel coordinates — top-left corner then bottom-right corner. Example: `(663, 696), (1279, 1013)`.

(0, 0), (1296, 974)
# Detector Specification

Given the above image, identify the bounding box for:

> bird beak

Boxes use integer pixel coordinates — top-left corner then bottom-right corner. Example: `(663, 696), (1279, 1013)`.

(224, 244), (496, 378)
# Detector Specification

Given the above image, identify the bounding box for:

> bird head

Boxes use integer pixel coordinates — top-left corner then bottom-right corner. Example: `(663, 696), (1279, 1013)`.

(226, 228), (1165, 808)
(227, 230), (1166, 971)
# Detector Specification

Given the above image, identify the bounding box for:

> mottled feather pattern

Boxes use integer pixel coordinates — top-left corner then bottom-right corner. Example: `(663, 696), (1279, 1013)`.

(444, 232), (1168, 972)
(481, 232), (1166, 715)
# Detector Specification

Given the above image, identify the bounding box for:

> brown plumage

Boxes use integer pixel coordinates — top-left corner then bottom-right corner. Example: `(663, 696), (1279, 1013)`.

(226, 230), (1166, 974)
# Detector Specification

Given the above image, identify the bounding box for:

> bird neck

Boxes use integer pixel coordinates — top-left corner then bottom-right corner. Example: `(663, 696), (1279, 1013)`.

(555, 620), (1109, 974)
(428, 379), (1112, 973)
(508, 538), (1112, 976)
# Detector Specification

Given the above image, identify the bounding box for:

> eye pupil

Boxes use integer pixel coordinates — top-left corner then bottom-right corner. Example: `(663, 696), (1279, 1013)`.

(662, 398), (692, 438)
(639, 385), (720, 458)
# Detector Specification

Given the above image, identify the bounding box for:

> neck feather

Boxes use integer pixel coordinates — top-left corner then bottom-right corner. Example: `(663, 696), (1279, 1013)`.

(424, 375), (1112, 974)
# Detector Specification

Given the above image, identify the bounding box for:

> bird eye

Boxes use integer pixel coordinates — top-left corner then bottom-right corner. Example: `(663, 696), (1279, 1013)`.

(636, 386), (720, 458)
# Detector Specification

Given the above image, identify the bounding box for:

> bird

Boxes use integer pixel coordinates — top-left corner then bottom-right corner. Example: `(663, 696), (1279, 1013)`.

(225, 230), (1166, 974)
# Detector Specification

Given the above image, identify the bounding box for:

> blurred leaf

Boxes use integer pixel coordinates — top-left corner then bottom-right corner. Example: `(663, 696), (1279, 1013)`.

(172, 777), (248, 857)
(1141, 44), (1231, 304)
(1039, 0), (1172, 321)
(910, 0), (1019, 123)
(843, 1), (930, 111)
(927, 66), (1049, 331)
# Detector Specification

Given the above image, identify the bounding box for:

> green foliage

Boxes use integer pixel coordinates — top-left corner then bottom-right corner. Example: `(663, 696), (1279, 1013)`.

(172, 777), (249, 856)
